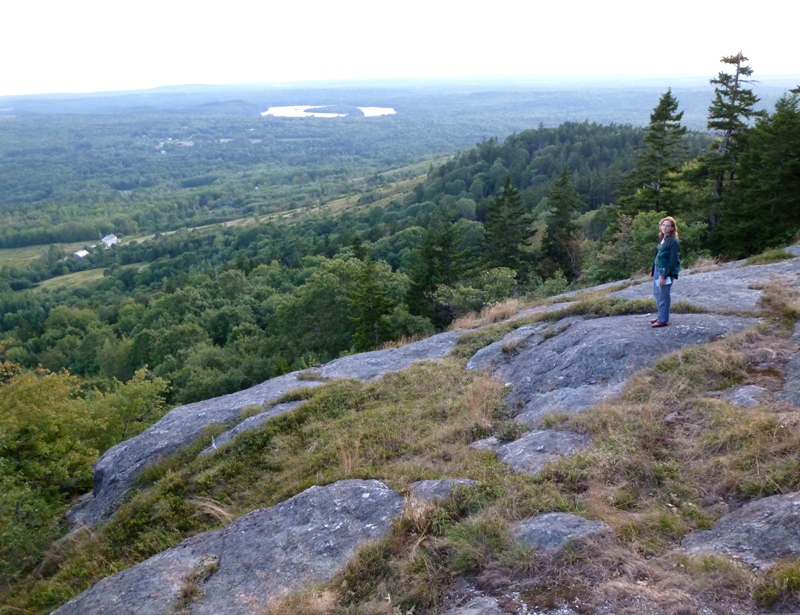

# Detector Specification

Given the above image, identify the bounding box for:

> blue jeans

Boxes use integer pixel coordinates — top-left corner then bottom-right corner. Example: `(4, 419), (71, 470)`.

(653, 278), (672, 323)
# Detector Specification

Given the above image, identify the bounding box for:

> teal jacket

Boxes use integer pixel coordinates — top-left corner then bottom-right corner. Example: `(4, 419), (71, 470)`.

(652, 236), (680, 279)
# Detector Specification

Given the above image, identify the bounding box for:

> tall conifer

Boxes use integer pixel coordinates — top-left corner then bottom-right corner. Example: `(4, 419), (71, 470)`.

(349, 257), (394, 351)
(405, 212), (461, 326)
(706, 51), (766, 228)
(539, 169), (584, 281)
(484, 176), (532, 272)
(622, 89), (687, 212)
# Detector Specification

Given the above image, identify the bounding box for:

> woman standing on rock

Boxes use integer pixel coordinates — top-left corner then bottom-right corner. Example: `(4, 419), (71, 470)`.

(650, 216), (680, 328)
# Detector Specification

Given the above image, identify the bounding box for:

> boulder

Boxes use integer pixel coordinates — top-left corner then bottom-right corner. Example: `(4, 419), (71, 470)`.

(472, 430), (591, 476)
(409, 478), (476, 502)
(513, 512), (611, 551)
(682, 491), (800, 569)
(54, 480), (405, 615)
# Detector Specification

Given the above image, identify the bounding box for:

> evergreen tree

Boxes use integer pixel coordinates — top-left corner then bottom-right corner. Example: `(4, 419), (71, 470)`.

(349, 232), (368, 261)
(621, 89), (687, 212)
(716, 92), (800, 256)
(539, 169), (584, 281)
(706, 51), (766, 228)
(484, 176), (533, 272)
(405, 212), (461, 327)
(349, 257), (395, 352)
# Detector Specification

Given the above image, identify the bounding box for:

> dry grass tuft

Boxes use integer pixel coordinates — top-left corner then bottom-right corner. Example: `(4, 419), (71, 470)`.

(403, 496), (437, 537)
(758, 278), (800, 322)
(262, 589), (340, 615)
(686, 256), (723, 273)
(481, 299), (524, 323)
(189, 496), (235, 524)
(378, 335), (424, 350)
(463, 377), (504, 430)
(449, 299), (525, 331)
(336, 437), (362, 475)
(448, 312), (481, 332)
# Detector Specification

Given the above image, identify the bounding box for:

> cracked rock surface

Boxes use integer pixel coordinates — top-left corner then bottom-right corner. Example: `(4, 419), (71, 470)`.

(55, 480), (404, 615)
(469, 313), (758, 425)
(682, 491), (800, 570)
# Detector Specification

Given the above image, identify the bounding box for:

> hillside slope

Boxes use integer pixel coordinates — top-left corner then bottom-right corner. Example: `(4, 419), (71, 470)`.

(11, 247), (800, 615)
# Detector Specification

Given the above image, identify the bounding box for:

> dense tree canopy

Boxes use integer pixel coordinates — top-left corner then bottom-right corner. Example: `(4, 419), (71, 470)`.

(715, 92), (800, 256)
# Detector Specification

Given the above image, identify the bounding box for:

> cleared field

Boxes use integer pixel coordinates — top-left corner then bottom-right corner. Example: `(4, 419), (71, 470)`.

(36, 268), (108, 290)
(0, 241), (95, 268)
(3, 164), (435, 290)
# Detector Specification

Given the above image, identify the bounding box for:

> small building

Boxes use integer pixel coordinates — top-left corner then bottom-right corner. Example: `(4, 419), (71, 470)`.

(74, 249), (90, 259)
(101, 234), (120, 248)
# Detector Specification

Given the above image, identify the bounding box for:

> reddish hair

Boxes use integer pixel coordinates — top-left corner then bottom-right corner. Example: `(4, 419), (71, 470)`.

(659, 216), (679, 240)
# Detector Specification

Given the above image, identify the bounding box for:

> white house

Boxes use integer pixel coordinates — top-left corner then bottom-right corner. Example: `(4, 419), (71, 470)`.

(74, 249), (90, 259)
(101, 234), (120, 248)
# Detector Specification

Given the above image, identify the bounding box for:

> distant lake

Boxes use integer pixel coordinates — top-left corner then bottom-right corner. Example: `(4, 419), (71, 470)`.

(261, 106), (396, 118)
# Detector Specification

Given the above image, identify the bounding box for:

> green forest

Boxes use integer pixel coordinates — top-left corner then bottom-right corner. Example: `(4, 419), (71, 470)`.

(1, 55), (800, 611)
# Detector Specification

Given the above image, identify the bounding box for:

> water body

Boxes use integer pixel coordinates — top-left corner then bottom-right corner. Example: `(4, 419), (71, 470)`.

(358, 107), (397, 117)
(261, 106), (396, 117)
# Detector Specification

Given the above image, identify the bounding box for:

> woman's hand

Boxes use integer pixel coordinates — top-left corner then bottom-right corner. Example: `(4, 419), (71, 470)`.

(659, 276), (666, 287)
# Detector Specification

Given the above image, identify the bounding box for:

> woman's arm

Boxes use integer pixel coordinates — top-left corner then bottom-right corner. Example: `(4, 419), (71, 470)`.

(667, 238), (680, 277)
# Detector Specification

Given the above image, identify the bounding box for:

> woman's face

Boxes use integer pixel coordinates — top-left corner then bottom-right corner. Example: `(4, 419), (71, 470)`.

(661, 220), (674, 235)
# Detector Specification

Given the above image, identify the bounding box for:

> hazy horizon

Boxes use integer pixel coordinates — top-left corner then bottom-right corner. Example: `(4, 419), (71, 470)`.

(3, 0), (797, 98)
(2, 73), (798, 101)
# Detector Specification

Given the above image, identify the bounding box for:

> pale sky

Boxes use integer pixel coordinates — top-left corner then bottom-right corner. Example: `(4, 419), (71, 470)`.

(2, 0), (797, 97)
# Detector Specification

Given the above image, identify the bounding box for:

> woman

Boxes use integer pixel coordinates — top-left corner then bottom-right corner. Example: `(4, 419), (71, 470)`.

(650, 216), (680, 328)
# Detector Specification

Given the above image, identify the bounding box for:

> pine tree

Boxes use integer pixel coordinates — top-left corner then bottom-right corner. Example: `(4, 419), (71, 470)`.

(706, 51), (766, 228)
(621, 89), (687, 213)
(484, 176), (533, 272)
(539, 169), (584, 281)
(405, 212), (461, 327)
(349, 257), (395, 352)
(349, 232), (368, 261)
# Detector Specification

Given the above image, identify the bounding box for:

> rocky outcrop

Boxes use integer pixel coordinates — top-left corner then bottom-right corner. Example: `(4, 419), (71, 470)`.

(682, 491), (800, 570)
(472, 430), (591, 475)
(441, 596), (507, 615)
(55, 480), (404, 615)
(199, 400), (303, 456)
(713, 385), (771, 407)
(512, 512), (612, 551)
(611, 245), (800, 313)
(71, 331), (462, 526)
(468, 313), (758, 425)
(777, 350), (800, 406)
(409, 478), (476, 502)
(441, 596), (581, 615)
